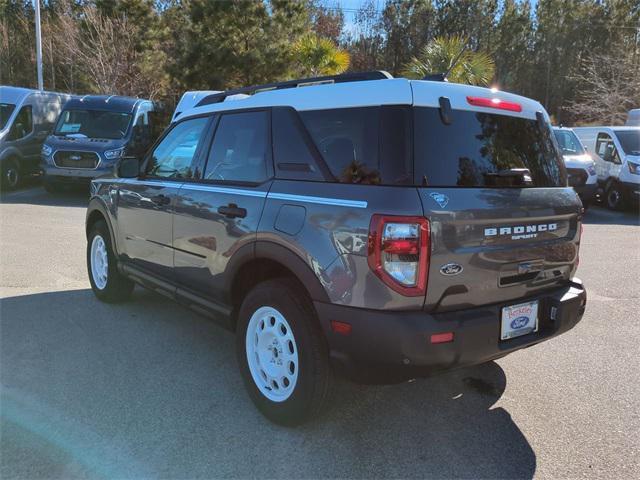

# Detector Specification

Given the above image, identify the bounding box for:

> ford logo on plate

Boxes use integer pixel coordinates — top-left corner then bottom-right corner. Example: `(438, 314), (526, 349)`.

(510, 316), (530, 329)
(440, 263), (463, 276)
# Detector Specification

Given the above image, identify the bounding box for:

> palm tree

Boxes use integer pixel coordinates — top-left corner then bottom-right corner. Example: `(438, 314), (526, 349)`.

(293, 34), (350, 77)
(402, 36), (495, 86)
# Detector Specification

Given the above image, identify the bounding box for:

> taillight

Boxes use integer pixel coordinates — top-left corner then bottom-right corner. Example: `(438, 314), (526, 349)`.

(466, 96), (522, 112)
(368, 215), (430, 296)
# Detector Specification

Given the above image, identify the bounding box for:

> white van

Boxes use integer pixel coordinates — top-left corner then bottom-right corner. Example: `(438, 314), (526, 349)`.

(573, 126), (640, 210)
(553, 127), (598, 207)
(627, 109), (640, 126)
(0, 86), (72, 189)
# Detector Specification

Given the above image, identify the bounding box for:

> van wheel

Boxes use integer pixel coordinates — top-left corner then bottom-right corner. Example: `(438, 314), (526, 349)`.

(1, 158), (20, 190)
(605, 182), (625, 211)
(87, 220), (134, 302)
(236, 278), (332, 426)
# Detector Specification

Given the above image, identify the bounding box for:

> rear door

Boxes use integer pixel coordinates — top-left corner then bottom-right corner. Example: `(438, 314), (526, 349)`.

(172, 109), (272, 305)
(116, 115), (211, 281)
(411, 99), (581, 313)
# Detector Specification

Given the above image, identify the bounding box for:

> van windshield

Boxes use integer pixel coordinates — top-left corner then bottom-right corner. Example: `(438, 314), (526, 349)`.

(54, 109), (132, 139)
(553, 129), (585, 155)
(0, 103), (16, 130)
(615, 130), (640, 155)
(414, 107), (566, 187)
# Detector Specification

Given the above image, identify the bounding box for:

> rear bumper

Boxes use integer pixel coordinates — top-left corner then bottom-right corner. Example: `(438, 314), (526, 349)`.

(315, 279), (586, 384)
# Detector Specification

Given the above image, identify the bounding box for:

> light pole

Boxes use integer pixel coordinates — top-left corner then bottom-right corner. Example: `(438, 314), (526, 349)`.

(34, 0), (43, 90)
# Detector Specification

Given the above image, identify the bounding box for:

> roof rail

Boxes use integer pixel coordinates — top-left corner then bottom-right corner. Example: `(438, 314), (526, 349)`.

(195, 71), (393, 107)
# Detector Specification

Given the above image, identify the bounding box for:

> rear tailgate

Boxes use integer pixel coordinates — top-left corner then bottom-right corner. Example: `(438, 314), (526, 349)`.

(411, 80), (581, 312)
(419, 187), (581, 312)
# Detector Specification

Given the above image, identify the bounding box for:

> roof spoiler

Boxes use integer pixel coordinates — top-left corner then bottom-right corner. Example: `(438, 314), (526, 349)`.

(195, 71), (394, 107)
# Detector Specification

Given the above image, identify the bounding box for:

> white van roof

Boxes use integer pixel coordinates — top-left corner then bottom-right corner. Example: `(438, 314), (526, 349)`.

(0, 86), (71, 105)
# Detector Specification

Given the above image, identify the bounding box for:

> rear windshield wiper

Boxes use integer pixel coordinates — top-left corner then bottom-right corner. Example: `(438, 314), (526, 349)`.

(483, 168), (533, 186)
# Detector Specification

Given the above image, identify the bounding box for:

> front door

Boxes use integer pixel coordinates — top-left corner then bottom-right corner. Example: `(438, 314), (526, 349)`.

(173, 110), (272, 304)
(116, 115), (211, 281)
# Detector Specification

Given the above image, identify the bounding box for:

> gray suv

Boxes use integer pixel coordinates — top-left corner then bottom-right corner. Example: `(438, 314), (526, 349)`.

(86, 71), (587, 425)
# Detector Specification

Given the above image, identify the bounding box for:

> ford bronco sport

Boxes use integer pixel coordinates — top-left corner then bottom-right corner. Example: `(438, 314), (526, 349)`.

(86, 71), (587, 425)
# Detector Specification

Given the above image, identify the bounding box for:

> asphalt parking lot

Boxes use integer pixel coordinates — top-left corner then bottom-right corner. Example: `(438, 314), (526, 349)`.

(1, 186), (638, 479)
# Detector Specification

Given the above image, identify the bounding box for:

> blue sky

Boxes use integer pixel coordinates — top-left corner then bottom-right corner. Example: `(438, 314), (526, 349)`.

(329, 0), (540, 33)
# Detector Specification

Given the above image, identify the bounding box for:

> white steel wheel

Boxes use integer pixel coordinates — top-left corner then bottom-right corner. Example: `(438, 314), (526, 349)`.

(90, 234), (109, 290)
(245, 306), (299, 402)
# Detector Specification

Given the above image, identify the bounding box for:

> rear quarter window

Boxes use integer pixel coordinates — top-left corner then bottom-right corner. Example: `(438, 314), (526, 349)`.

(299, 106), (412, 185)
(414, 107), (566, 187)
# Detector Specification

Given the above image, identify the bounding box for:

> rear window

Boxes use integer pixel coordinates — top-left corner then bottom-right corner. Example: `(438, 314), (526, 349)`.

(414, 107), (566, 187)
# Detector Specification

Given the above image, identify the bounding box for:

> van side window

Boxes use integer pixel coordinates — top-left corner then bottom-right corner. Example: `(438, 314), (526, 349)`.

(145, 116), (209, 179)
(596, 133), (620, 164)
(272, 108), (325, 181)
(8, 105), (33, 140)
(204, 111), (269, 184)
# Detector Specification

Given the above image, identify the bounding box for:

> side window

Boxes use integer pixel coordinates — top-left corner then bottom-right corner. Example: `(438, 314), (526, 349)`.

(272, 108), (325, 181)
(8, 105), (33, 140)
(145, 116), (209, 179)
(203, 111), (269, 183)
(596, 133), (620, 164)
(300, 107), (381, 184)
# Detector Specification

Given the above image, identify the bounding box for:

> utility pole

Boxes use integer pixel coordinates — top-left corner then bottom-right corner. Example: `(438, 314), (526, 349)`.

(34, 0), (43, 90)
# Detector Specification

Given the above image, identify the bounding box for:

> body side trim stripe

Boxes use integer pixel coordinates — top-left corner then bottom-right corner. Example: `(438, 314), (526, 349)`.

(268, 192), (368, 208)
(93, 178), (367, 207)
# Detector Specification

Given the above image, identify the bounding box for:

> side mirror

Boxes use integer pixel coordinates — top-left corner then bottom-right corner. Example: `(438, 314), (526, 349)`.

(117, 156), (140, 178)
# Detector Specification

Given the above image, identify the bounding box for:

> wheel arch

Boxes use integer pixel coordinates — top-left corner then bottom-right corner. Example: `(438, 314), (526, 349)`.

(226, 241), (330, 329)
(86, 199), (119, 254)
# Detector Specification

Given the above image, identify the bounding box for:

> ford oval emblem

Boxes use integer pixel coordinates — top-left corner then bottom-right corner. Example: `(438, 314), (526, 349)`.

(440, 263), (463, 276)
(510, 316), (530, 329)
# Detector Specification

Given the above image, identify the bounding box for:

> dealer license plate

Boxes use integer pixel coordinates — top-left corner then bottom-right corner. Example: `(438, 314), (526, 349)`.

(500, 300), (539, 340)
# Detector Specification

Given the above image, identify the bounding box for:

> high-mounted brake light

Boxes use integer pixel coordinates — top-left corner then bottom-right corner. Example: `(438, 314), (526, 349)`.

(368, 215), (430, 296)
(466, 96), (522, 112)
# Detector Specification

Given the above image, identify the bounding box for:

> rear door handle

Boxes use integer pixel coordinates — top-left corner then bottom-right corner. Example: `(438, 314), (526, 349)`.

(218, 203), (246, 218)
(150, 194), (171, 206)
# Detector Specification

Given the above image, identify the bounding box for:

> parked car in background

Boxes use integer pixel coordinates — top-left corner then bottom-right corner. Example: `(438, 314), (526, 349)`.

(86, 71), (586, 425)
(41, 95), (159, 192)
(0, 86), (71, 189)
(553, 127), (597, 207)
(626, 109), (640, 126)
(573, 126), (640, 210)
(171, 91), (220, 123)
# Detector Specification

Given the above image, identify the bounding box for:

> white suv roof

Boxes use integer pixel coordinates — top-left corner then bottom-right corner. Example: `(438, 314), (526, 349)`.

(181, 76), (546, 122)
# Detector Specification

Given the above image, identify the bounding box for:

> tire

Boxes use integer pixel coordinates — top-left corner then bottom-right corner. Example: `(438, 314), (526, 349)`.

(87, 220), (134, 303)
(236, 278), (332, 426)
(1, 157), (20, 190)
(605, 181), (625, 211)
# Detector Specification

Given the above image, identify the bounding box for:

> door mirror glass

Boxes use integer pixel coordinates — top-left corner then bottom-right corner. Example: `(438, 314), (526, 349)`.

(117, 156), (140, 178)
